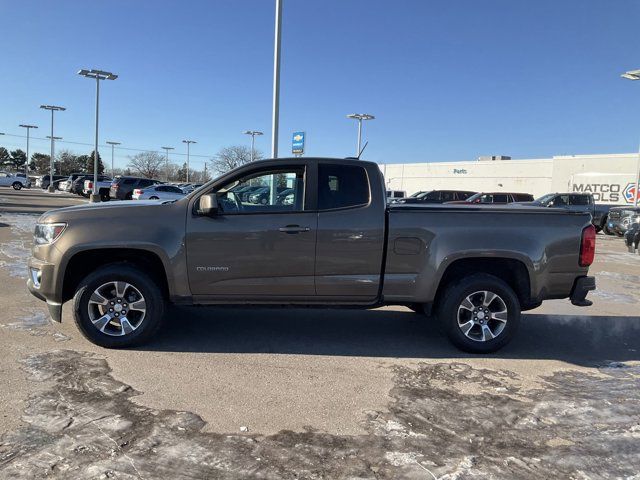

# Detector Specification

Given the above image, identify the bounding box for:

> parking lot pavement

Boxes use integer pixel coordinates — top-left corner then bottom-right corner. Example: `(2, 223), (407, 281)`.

(0, 196), (638, 478)
(0, 187), (87, 214)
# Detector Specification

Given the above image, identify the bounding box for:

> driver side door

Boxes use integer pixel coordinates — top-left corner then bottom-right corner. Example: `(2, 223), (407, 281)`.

(186, 165), (317, 298)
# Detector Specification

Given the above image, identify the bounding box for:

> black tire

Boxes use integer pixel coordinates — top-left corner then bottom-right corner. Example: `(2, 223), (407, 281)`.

(72, 263), (165, 348)
(12, 182), (22, 190)
(100, 192), (110, 202)
(126, 192), (133, 200)
(436, 273), (520, 354)
(602, 219), (614, 236)
(408, 303), (424, 314)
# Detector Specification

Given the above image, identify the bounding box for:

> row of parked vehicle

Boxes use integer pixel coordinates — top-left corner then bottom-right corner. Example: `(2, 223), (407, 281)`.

(387, 188), (638, 236)
(35, 173), (203, 201)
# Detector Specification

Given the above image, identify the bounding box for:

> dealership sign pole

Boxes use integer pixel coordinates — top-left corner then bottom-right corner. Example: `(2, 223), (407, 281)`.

(621, 69), (640, 206)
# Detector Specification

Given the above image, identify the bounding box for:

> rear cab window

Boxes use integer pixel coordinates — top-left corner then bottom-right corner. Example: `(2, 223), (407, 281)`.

(318, 164), (369, 210)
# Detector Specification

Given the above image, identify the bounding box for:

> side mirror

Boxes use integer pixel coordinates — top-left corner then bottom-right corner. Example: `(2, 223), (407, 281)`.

(197, 194), (219, 216)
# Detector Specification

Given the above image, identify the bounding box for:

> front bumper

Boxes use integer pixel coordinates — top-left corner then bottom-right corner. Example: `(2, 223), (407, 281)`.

(570, 276), (596, 307)
(27, 257), (63, 322)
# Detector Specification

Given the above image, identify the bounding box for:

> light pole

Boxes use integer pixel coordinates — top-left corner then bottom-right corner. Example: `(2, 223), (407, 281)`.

(271, 0), (282, 159)
(40, 105), (66, 192)
(622, 69), (640, 207)
(347, 113), (375, 157)
(243, 130), (263, 162)
(182, 140), (196, 182)
(162, 147), (174, 182)
(19, 124), (38, 184)
(78, 69), (118, 202)
(106, 141), (120, 178)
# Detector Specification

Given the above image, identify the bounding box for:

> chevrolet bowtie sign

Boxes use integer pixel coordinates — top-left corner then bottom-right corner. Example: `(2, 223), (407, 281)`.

(292, 131), (305, 155)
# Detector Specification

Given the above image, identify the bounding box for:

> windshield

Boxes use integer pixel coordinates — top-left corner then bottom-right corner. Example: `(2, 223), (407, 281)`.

(535, 193), (556, 204)
(465, 192), (482, 202)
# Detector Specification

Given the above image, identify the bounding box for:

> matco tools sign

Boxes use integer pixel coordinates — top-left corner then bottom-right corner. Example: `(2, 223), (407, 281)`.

(292, 132), (305, 155)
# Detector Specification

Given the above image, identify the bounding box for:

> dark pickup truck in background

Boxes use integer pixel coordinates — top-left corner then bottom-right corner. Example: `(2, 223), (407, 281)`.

(27, 158), (596, 353)
(522, 192), (620, 233)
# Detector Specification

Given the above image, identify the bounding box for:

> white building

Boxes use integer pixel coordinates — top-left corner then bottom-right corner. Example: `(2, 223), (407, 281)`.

(379, 153), (639, 205)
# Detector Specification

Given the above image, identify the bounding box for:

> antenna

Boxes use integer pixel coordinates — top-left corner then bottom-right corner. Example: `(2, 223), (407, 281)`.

(357, 141), (369, 159)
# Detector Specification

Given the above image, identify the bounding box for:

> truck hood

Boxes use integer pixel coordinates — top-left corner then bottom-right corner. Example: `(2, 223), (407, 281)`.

(38, 199), (183, 224)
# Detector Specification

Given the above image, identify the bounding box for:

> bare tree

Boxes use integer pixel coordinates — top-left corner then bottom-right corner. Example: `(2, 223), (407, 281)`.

(127, 152), (166, 179)
(210, 145), (261, 176)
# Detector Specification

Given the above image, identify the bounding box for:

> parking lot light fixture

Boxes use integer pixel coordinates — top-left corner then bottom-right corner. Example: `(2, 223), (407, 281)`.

(346, 113), (375, 157)
(621, 69), (640, 206)
(162, 147), (174, 182)
(243, 130), (263, 162)
(78, 68), (118, 203)
(19, 124), (38, 183)
(182, 140), (196, 182)
(106, 141), (121, 178)
(40, 105), (66, 193)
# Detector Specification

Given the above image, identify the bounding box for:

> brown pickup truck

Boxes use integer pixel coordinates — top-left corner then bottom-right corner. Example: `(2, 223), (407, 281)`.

(27, 157), (596, 353)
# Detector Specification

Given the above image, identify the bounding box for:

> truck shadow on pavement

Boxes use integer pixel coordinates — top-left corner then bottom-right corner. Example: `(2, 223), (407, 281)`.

(143, 307), (640, 367)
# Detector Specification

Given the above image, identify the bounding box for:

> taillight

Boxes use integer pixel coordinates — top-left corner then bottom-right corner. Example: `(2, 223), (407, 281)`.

(87, 182), (93, 189)
(579, 225), (596, 267)
(134, 189), (143, 195)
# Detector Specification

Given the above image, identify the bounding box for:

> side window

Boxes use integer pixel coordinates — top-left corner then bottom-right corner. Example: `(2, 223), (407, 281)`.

(479, 194), (493, 203)
(441, 191), (455, 202)
(553, 195), (569, 206)
(155, 186), (166, 192)
(123, 178), (136, 185)
(422, 191), (441, 201)
(318, 164), (369, 210)
(569, 194), (589, 206)
(215, 167), (305, 214)
(457, 191), (473, 200)
(493, 194), (509, 203)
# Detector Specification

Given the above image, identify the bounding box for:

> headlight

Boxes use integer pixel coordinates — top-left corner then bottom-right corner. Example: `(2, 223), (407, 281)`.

(34, 223), (67, 245)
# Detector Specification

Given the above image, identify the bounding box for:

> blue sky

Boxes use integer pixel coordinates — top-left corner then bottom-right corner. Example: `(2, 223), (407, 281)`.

(1, 0), (639, 171)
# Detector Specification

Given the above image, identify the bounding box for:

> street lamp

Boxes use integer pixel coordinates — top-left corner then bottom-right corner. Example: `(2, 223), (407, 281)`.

(40, 105), (66, 192)
(347, 113), (375, 157)
(78, 68), (118, 202)
(19, 124), (38, 184)
(621, 69), (640, 207)
(243, 130), (263, 162)
(162, 146), (174, 182)
(106, 141), (120, 178)
(182, 140), (196, 182)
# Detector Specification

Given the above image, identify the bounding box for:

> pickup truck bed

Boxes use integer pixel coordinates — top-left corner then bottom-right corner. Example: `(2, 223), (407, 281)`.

(27, 157), (596, 353)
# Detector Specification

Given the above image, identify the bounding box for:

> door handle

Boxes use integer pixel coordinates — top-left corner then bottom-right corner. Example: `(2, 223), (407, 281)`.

(278, 225), (310, 234)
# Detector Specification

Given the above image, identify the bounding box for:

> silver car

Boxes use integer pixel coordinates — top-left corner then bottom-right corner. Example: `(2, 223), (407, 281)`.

(132, 184), (186, 200)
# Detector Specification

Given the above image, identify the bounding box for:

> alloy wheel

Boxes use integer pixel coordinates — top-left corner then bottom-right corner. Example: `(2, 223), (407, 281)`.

(456, 290), (508, 342)
(87, 281), (147, 336)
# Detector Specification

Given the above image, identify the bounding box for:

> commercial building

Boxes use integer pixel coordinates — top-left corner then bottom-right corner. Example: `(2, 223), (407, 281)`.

(380, 153), (639, 205)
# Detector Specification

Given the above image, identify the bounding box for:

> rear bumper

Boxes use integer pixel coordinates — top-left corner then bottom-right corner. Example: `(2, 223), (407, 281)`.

(570, 276), (596, 307)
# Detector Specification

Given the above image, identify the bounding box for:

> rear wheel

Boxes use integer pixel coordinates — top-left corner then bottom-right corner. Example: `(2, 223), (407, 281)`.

(602, 218), (614, 236)
(12, 182), (22, 190)
(437, 273), (520, 353)
(72, 264), (165, 348)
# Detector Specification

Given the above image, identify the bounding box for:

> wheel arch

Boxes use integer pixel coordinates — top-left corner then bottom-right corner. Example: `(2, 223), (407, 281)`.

(61, 248), (170, 303)
(433, 256), (533, 311)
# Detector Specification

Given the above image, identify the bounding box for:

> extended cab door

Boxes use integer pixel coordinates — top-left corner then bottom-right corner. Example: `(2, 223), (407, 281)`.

(186, 164), (317, 298)
(314, 161), (386, 298)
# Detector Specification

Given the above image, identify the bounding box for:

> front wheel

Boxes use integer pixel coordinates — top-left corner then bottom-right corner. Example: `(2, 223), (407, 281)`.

(12, 182), (22, 190)
(72, 264), (165, 348)
(437, 273), (520, 353)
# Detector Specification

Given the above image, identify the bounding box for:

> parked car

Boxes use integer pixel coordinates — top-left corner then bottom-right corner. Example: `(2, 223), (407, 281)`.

(521, 193), (618, 233)
(38, 174), (67, 190)
(132, 184), (186, 201)
(181, 184), (203, 194)
(386, 190), (406, 202)
(276, 188), (294, 204)
(28, 157), (595, 354)
(109, 176), (163, 200)
(446, 192), (534, 205)
(0, 172), (30, 190)
(59, 173), (86, 193)
(397, 190), (476, 204)
(606, 206), (640, 237)
(624, 220), (640, 253)
(71, 175), (111, 196)
(83, 177), (114, 201)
